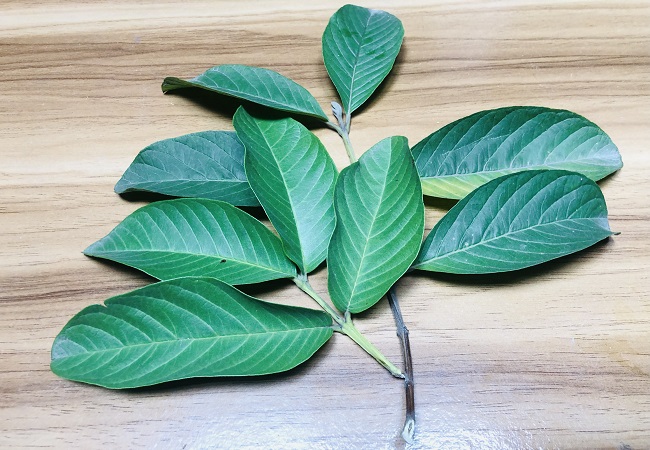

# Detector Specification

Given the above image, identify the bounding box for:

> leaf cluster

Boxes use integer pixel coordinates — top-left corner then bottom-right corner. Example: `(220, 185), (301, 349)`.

(50, 3), (622, 441)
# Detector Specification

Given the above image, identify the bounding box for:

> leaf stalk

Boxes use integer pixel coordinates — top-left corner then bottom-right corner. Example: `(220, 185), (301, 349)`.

(326, 105), (356, 163)
(339, 316), (404, 378)
(293, 275), (403, 378)
(293, 274), (345, 328)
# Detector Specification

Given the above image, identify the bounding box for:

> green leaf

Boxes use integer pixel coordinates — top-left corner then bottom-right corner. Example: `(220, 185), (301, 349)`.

(413, 170), (613, 274)
(412, 106), (623, 199)
(114, 131), (259, 206)
(327, 136), (424, 314)
(233, 108), (338, 274)
(51, 277), (333, 388)
(322, 5), (404, 114)
(162, 64), (328, 121)
(84, 198), (297, 284)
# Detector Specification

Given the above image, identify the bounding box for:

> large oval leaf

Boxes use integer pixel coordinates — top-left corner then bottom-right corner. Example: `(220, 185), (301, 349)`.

(322, 5), (404, 115)
(114, 131), (259, 206)
(327, 136), (424, 314)
(412, 106), (623, 199)
(162, 64), (328, 121)
(84, 198), (297, 284)
(51, 277), (333, 388)
(233, 108), (338, 274)
(413, 170), (613, 274)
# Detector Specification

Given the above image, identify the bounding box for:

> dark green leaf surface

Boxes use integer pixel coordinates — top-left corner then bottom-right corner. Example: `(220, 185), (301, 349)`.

(322, 5), (404, 114)
(114, 131), (259, 206)
(51, 277), (333, 388)
(84, 198), (296, 284)
(412, 106), (623, 199)
(413, 170), (613, 274)
(234, 108), (338, 274)
(162, 64), (328, 121)
(327, 136), (424, 314)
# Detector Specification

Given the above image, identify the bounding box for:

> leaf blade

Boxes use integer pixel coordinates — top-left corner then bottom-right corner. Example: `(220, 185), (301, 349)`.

(413, 170), (613, 274)
(322, 5), (404, 114)
(162, 64), (328, 121)
(412, 106), (623, 199)
(234, 108), (338, 274)
(51, 277), (333, 388)
(84, 198), (297, 284)
(327, 136), (424, 314)
(114, 131), (259, 206)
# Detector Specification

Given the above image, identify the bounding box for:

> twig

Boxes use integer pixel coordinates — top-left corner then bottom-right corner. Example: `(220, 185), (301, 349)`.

(387, 286), (415, 443)
(327, 101), (415, 442)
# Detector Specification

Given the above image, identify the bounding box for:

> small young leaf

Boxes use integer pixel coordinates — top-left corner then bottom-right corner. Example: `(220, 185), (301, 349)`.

(51, 277), (333, 388)
(114, 131), (259, 206)
(322, 5), (404, 115)
(162, 64), (328, 121)
(413, 170), (613, 274)
(233, 108), (338, 274)
(412, 106), (623, 199)
(327, 136), (424, 314)
(84, 198), (297, 284)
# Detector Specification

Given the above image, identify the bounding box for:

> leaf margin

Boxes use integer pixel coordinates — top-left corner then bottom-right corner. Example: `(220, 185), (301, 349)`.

(162, 64), (328, 121)
(50, 277), (333, 389)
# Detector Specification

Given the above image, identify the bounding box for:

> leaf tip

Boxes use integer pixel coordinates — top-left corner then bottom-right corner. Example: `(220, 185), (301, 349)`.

(161, 77), (184, 93)
(82, 240), (102, 257)
(113, 178), (127, 194)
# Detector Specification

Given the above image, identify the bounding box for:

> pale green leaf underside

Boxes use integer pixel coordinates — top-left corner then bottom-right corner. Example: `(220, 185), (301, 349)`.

(115, 131), (259, 206)
(162, 64), (328, 121)
(322, 5), (404, 114)
(234, 108), (338, 274)
(51, 277), (333, 388)
(412, 106), (623, 199)
(413, 170), (613, 274)
(328, 136), (424, 314)
(84, 198), (296, 284)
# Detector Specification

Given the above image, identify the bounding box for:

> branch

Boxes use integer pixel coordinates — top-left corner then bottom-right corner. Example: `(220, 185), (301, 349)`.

(387, 286), (415, 443)
(327, 101), (415, 442)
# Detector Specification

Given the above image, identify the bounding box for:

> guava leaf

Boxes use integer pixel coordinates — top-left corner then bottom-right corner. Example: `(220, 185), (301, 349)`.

(84, 198), (297, 284)
(51, 277), (332, 388)
(412, 106), (623, 199)
(413, 170), (613, 274)
(234, 108), (338, 274)
(327, 136), (424, 314)
(115, 131), (259, 206)
(322, 5), (404, 114)
(162, 64), (328, 121)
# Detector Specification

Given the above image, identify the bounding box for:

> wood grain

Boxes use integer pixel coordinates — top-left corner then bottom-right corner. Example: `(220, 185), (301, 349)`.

(1, 1), (649, 448)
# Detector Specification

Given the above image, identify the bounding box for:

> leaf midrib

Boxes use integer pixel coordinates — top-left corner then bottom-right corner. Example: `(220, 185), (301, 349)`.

(414, 216), (609, 267)
(89, 248), (294, 277)
(420, 155), (620, 181)
(249, 120), (307, 271)
(171, 76), (323, 120)
(343, 156), (391, 311)
(56, 325), (330, 359)
(344, 9), (376, 113)
(196, 71), (327, 120)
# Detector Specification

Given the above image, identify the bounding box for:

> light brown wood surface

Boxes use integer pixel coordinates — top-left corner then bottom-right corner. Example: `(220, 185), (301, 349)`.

(2, 1), (649, 448)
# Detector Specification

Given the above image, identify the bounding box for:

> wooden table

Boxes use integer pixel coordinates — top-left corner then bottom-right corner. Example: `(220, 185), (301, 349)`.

(2, 1), (649, 448)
